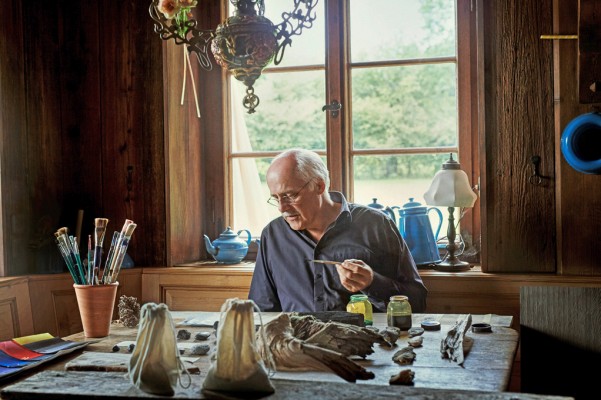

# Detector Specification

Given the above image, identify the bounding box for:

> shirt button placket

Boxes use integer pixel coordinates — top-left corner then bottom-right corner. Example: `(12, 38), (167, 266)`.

(314, 265), (325, 311)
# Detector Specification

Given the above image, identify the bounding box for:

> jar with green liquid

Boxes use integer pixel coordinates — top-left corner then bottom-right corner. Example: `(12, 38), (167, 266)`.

(387, 295), (412, 330)
(346, 294), (373, 326)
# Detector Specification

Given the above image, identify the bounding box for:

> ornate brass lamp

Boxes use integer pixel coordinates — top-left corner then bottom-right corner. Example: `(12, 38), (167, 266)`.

(149, 0), (319, 113)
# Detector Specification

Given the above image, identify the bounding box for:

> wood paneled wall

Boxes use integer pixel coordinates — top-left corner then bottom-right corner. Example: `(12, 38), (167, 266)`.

(480, 0), (557, 273)
(479, 0), (601, 275)
(0, 0), (166, 276)
(0, 278), (34, 341)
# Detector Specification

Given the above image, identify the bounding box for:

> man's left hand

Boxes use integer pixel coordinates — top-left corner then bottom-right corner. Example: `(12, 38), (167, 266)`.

(335, 259), (374, 292)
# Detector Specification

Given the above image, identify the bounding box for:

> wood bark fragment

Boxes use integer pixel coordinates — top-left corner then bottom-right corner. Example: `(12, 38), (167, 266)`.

(440, 314), (472, 365)
(290, 314), (391, 358)
(256, 313), (375, 382)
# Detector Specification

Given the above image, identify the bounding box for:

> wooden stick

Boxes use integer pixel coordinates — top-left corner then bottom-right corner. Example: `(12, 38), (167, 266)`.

(75, 209), (84, 249)
(308, 259), (340, 265)
(185, 50), (201, 118)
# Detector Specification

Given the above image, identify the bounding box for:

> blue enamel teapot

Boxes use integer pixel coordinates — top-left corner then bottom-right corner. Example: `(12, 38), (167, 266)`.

(392, 198), (443, 266)
(204, 227), (252, 264)
(367, 198), (397, 222)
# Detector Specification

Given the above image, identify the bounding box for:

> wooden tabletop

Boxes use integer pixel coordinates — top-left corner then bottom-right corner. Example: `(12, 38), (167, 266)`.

(1, 312), (569, 399)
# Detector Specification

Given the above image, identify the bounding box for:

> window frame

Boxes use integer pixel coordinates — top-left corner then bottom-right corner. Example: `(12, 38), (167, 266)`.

(212, 0), (479, 258)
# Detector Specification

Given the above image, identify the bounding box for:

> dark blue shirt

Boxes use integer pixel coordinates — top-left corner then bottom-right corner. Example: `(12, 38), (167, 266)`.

(248, 192), (428, 313)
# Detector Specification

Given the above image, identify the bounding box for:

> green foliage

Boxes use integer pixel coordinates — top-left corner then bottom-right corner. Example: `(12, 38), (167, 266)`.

(241, 0), (458, 181)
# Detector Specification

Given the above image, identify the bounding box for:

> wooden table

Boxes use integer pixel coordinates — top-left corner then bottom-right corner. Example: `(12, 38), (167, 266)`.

(0, 312), (571, 399)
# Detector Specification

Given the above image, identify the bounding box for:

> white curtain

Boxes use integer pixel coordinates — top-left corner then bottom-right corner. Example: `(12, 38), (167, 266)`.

(231, 87), (271, 236)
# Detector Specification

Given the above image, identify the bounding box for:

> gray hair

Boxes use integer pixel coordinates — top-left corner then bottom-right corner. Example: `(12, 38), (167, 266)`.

(273, 148), (330, 189)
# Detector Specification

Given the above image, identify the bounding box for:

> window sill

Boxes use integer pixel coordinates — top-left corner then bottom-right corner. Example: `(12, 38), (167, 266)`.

(163, 262), (601, 286)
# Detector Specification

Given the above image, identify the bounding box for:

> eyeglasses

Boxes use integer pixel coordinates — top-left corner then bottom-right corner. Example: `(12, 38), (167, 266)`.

(267, 180), (312, 207)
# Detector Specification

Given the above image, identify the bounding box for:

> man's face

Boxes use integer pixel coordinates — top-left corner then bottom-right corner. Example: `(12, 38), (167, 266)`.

(267, 172), (321, 231)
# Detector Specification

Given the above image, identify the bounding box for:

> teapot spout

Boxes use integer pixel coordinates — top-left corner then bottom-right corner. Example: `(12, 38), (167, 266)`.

(203, 235), (218, 256)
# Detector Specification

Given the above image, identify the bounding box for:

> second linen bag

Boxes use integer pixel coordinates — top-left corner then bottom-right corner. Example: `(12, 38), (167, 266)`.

(128, 302), (190, 396)
(202, 298), (275, 395)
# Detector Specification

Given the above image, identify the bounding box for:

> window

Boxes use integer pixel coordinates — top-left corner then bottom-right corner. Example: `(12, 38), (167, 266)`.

(227, 0), (478, 257)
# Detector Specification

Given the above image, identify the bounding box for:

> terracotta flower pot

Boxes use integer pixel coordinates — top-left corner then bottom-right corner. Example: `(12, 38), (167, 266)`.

(73, 282), (119, 338)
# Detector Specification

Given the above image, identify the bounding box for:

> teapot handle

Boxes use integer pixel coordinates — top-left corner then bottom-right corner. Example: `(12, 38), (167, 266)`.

(383, 207), (397, 225)
(427, 207), (444, 239)
(238, 229), (252, 245)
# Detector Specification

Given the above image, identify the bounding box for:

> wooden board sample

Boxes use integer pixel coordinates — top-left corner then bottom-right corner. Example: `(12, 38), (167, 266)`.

(65, 352), (200, 374)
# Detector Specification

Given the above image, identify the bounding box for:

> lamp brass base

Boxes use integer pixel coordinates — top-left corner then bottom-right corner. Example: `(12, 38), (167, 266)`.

(433, 259), (472, 272)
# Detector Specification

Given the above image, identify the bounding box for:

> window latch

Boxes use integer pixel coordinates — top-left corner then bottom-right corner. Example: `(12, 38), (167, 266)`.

(322, 100), (342, 118)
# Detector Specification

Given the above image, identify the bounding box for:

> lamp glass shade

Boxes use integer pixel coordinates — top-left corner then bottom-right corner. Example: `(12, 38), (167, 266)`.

(424, 168), (477, 208)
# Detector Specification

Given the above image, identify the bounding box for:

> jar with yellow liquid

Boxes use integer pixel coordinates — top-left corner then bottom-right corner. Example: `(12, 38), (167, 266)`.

(346, 294), (373, 326)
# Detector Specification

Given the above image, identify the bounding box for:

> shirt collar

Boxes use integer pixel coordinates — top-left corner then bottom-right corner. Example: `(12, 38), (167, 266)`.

(329, 191), (352, 222)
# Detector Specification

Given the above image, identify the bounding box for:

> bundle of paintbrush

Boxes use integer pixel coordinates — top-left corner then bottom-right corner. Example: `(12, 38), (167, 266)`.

(100, 219), (137, 284)
(54, 227), (87, 285)
(55, 218), (137, 285)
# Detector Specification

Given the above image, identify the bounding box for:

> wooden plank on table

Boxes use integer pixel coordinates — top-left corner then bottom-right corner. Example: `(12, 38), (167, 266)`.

(65, 352), (199, 374)
(0, 371), (572, 400)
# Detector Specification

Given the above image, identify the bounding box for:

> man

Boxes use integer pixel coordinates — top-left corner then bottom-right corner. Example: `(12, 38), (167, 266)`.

(248, 149), (427, 313)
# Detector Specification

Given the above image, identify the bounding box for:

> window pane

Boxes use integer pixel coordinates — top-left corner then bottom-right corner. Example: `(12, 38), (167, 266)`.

(350, 0), (456, 62)
(232, 157), (279, 237)
(262, 0), (325, 68)
(352, 153), (456, 240)
(231, 70), (326, 152)
(352, 64), (457, 149)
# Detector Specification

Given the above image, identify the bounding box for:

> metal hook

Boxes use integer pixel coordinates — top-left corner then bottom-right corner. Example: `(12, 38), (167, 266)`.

(322, 100), (342, 118)
(528, 156), (543, 185)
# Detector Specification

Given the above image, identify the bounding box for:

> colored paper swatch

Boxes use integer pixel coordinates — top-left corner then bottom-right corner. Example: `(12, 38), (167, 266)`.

(12, 333), (54, 345)
(23, 337), (84, 354)
(0, 341), (51, 361)
(0, 365), (20, 377)
(0, 351), (36, 368)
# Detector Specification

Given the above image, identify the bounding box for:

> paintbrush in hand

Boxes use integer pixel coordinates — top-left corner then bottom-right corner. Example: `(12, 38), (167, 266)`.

(92, 218), (109, 285)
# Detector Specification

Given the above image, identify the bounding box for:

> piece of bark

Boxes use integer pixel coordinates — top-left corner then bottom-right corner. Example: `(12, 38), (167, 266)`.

(257, 313), (375, 382)
(290, 314), (391, 358)
(440, 314), (472, 365)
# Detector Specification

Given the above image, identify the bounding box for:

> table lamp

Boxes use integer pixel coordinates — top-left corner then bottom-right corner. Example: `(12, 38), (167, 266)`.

(424, 154), (478, 272)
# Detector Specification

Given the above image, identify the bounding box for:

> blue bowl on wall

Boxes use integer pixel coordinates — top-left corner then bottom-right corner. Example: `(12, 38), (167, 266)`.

(560, 112), (601, 175)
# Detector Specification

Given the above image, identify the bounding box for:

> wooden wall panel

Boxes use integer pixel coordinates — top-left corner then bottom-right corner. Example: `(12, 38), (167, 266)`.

(58, 1), (103, 253)
(554, 0), (601, 275)
(0, 0), (166, 277)
(163, 36), (204, 265)
(520, 286), (601, 398)
(0, 277), (34, 341)
(98, 0), (166, 267)
(0, 0), (31, 276)
(481, 0), (556, 273)
(28, 269), (142, 337)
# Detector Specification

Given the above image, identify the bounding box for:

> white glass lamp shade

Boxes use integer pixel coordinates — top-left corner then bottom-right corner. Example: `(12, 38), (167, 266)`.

(424, 155), (477, 208)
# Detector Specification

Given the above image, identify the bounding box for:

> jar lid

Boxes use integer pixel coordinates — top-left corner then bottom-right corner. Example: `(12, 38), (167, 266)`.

(389, 295), (408, 301)
(350, 294), (368, 301)
(420, 320), (441, 331)
(471, 323), (492, 333)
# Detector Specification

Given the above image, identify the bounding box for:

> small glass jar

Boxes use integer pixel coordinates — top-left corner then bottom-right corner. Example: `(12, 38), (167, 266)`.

(346, 294), (373, 326)
(387, 295), (412, 330)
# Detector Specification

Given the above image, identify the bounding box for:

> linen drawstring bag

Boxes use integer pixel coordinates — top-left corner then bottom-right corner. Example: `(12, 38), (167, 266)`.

(202, 298), (275, 395)
(128, 302), (191, 396)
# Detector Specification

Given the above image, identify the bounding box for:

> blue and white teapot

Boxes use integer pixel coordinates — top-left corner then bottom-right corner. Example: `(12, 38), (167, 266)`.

(204, 227), (252, 264)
